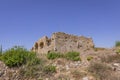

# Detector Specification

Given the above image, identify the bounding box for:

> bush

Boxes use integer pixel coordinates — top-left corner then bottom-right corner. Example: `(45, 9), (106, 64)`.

(0, 45), (2, 57)
(43, 65), (56, 74)
(65, 52), (81, 61)
(1, 46), (40, 67)
(116, 49), (120, 54)
(87, 56), (93, 61)
(47, 51), (81, 61)
(19, 55), (45, 78)
(115, 41), (120, 47)
(47, 52), (62, 60)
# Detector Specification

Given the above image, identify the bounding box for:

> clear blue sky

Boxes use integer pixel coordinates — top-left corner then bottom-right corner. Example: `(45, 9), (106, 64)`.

(0, 0), (120, 50)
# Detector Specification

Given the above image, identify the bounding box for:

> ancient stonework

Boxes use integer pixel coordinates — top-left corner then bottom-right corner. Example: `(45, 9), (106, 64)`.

(32, 32), (94, 54)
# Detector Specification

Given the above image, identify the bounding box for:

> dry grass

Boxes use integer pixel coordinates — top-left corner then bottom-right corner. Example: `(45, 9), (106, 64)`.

(94, 47), (106, 51)
(71, 70), (87, 79)
(100, 54), (120, 63)
(88, 60), (120, 80)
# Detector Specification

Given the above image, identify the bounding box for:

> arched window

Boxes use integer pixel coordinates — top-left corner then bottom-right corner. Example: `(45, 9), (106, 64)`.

(35, 42), (38, 50)
(40, 42), (44, 48)
(47, 40), (51, 46)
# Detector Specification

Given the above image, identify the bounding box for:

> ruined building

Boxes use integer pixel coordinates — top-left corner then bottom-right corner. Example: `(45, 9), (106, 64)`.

(32, 32), (94, 54)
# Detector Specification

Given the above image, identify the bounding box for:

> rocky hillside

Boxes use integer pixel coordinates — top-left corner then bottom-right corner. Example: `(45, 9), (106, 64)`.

(0, 33), (120, 80)
(0, 46), (120, 80)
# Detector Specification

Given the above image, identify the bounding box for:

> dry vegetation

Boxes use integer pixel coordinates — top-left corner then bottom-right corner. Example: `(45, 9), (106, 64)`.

(0, 44), (120, 80)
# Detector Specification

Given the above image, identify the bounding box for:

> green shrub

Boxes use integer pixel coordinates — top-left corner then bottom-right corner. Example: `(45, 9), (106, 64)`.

(47, 52), (62, 60)
(1, 46), (40, 67)
(47, 51), (81, 61)
(115, 41), (120, 47)
(25, 52), (41, 66)
(87, 56), (93, 61)
(0, 45), (2, 56)
(116, 49), (120, 54)
(43, 65), (56, 74)
(19, 56), (44, 78)
(65, 52), (81, 61)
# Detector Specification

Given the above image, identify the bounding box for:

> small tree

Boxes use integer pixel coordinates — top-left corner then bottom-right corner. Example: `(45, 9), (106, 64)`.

(0, 45), (2, 55)
(115, 41), (120, 47)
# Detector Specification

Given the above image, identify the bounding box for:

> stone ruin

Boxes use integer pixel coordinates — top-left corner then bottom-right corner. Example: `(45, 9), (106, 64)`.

(32, 32), (94, 54)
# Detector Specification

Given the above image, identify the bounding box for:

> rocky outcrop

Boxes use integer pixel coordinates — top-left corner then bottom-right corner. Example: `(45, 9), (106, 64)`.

(0, 61), (21, 80)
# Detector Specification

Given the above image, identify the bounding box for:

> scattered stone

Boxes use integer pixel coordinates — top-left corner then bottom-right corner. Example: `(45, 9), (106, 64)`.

(0, 71), (4, 77)
(113, 63), (120, 67)
(66, 65), (70, 70)
(46, 78), (49, 80)
(83, 77), (89, 80)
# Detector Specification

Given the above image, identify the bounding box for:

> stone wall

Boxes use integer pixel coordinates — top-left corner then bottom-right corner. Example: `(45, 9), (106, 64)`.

(32, 32), (94, 54)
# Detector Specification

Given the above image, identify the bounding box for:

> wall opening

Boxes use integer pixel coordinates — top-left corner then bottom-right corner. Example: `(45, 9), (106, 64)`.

(35, 42), (38, 50)
(65, 36), (67, 39)
(47, 40), (51, 46)
(40, 42), (44, 48)
(48, 50), (51, 53)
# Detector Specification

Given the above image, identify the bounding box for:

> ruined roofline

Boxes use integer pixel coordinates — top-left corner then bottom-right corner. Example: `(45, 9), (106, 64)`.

(32, 32), (94, 54)
(52, 32), (92, 39)
(35, 32), (93, 44)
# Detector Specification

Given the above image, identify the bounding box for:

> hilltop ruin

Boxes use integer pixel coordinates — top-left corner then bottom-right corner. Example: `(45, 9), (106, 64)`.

(32, 32), (94, 54)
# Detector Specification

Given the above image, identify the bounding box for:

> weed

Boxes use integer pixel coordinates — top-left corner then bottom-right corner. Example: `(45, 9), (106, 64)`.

(65, 52), (81, 61)
(47, 51), (81, 61)
(87, 56), (93, 61)
(43, 65), (56, 74)
(47, 52), (62, 60)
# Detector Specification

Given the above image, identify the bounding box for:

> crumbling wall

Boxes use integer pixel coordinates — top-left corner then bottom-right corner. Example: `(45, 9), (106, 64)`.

(32, 32), (94, 54)
(32, 36), (55, 54)
(53, 32), (94, 53)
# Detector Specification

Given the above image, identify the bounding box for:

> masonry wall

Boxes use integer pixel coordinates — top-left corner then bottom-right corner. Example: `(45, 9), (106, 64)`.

(32, 36), (54, 54)
(53, 32), (94, 53)
(32, 32), (94, 54)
